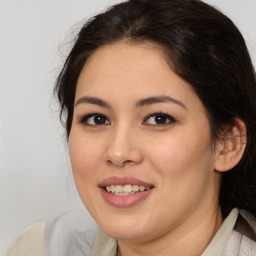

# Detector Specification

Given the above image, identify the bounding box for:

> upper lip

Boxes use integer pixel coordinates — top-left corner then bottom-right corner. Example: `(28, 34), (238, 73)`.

(99, 176), (154, 188)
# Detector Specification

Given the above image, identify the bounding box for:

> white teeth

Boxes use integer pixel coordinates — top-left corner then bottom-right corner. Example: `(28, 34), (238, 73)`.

(115, 192), (133, 196)
(115, 185), (122, 193)
(133, 185), (140, 192)
(105, 184), (151, 195)
(139, 186), (145, 191)
(123, 184), (132, 193)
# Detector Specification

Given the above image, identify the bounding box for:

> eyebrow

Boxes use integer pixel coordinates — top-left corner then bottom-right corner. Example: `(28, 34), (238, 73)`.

(75, 95), (187, 110)
(75, 96), (111, 108)
(135, 96), (187, 109)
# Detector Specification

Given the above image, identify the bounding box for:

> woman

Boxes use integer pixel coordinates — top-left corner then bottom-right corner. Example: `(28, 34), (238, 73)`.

(7, 0), (256, 255)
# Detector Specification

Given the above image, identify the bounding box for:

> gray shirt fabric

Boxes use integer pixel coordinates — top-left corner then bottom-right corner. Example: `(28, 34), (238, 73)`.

(7, 208), (256, 256)
(43, 208), (249, 256)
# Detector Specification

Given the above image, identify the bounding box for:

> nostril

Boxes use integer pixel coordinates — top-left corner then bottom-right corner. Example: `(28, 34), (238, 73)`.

(123, 160), (133, 165)
(106, 159), (132, 167)
(106, 160), (112, 165)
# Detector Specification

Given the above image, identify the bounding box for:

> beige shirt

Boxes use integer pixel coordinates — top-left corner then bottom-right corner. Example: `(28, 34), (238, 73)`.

(6, 222), (45, 256)
(6, 208), (239, 256)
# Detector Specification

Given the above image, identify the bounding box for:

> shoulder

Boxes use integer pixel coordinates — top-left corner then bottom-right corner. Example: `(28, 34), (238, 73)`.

(6, 222), (45, 256)
(6, 209), (98, 256)
(44, 209), (98, 256)
(223, 209), (256, 256)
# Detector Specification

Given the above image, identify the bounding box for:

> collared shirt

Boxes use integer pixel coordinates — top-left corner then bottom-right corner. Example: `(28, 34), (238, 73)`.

(92, 208), (239, 256)
(6, 208), (256, 256)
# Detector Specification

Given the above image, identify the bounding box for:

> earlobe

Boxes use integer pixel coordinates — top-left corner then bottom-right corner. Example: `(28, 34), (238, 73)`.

(214, 118), (247, 172)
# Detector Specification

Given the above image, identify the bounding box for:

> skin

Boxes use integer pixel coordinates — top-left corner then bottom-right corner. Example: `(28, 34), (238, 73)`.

(69, 42), (235, 256)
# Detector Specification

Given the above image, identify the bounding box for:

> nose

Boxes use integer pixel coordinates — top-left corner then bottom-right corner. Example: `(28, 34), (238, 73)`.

(104, 125), (143, 168)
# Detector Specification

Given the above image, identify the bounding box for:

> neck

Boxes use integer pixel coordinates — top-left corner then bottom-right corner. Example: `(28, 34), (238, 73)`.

(117, 205), (223, 256)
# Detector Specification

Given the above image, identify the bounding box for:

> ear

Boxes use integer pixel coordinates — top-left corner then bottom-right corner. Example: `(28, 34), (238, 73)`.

(214, 118), (247, 172)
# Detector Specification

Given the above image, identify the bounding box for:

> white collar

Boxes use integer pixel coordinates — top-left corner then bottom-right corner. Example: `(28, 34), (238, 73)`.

(92, 208), (239, 256)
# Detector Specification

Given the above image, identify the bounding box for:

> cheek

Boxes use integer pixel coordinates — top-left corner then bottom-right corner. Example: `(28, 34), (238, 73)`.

(68, 132), (105, 213)
(145, 132), (216, 215)
(69, 132), (103, 182)
(146, 129), (215, 180)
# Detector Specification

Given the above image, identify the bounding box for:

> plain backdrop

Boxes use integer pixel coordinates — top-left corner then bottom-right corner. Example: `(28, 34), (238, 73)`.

(0, 0), (255, 254)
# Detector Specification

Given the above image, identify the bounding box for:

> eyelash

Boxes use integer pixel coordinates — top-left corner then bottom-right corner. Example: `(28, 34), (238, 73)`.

(143, 112), (176, 126)
(79, 112), (176, 126)
(79, 113), (110, 126)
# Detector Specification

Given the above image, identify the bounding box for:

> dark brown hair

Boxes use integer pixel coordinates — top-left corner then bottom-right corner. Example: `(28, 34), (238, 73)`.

(55, 0), (256, 216)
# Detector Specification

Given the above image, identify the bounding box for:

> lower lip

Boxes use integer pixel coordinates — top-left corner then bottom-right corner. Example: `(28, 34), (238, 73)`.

(100, 188), (153, 208)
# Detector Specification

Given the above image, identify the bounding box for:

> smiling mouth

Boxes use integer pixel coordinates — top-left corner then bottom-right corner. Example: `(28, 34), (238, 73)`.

(104, 184), (154, 196)
(100, 177), (155, 207)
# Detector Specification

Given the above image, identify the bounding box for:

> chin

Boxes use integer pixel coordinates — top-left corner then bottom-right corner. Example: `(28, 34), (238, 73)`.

(96, 213), (151, 241)
(103, 225), (149, 241)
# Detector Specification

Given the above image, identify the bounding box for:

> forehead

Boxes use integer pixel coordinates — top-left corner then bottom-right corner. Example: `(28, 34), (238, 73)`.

(75, 42), (202, 111)
(78, 42), (169, 86)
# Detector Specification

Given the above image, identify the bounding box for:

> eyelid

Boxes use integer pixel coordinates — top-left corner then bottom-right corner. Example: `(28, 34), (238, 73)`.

(78, 112), (175, 126)
(80, 113), (110, 125)
(143, 112), (176, 125)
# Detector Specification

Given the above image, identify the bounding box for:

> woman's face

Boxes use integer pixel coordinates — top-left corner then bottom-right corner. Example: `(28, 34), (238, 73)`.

(69, 42), (221, 242)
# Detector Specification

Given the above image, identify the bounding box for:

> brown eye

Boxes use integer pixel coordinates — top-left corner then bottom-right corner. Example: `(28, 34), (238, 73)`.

(93, 115), (107, 124)
(81, 114), (110, 125)
(143, 113), (175, 125)
(154, 115), (168, 124)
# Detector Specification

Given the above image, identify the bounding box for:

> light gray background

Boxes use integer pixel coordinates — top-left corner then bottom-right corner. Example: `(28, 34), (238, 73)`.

(0, 0), (255, 254)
